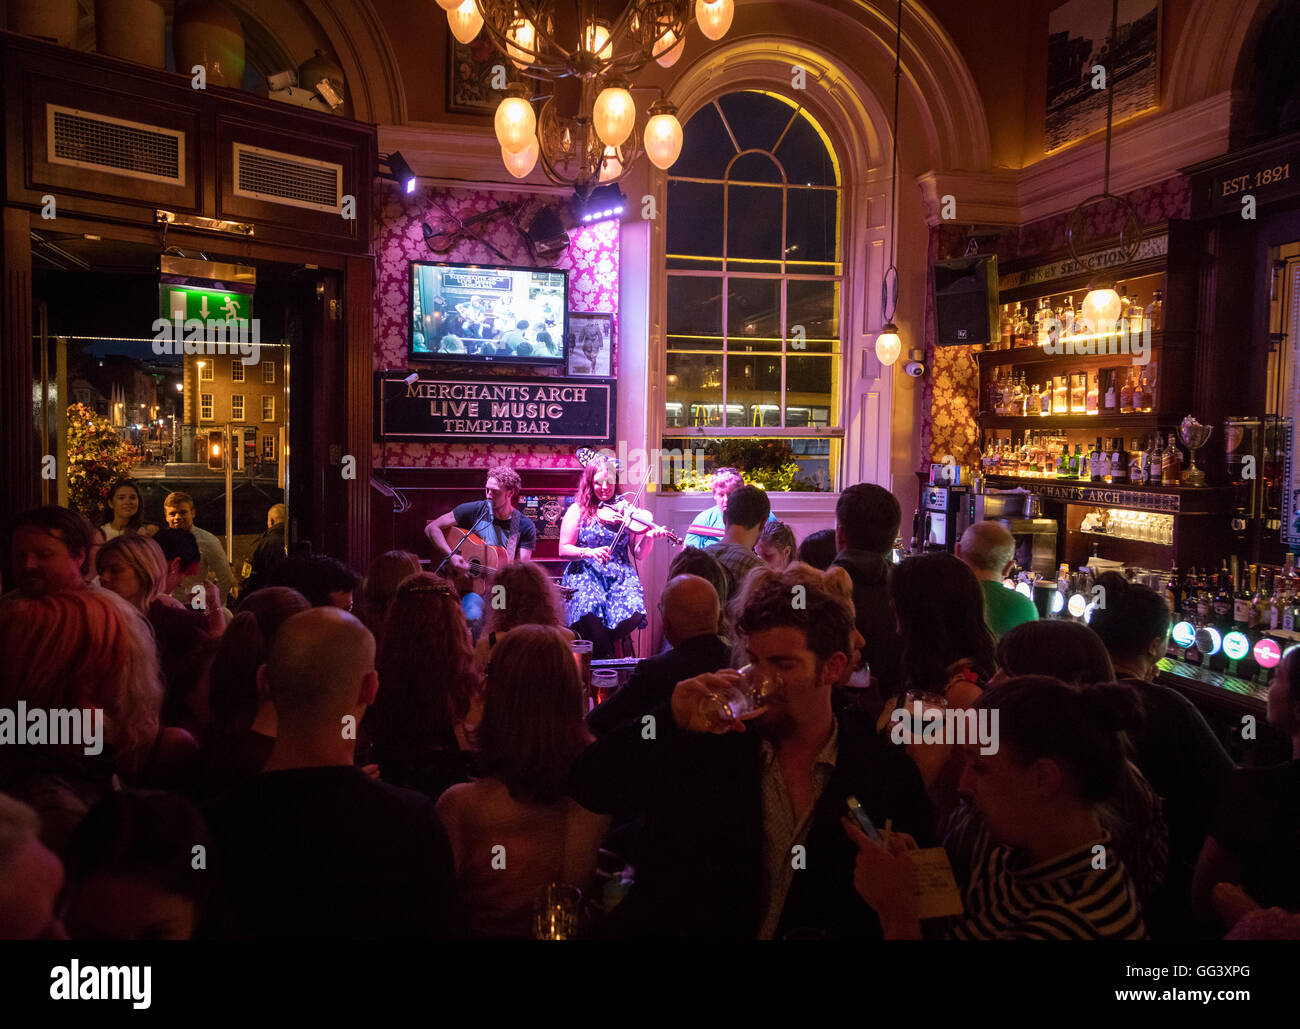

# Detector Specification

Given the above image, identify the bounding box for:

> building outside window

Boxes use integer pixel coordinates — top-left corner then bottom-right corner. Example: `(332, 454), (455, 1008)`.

(200, 393), (214, 421)
(262, 434), (276, 460)
(231, 394), (245, 421)
(199, 361), (213, 381)
(262, 361), (275, 383)
(231, 361), (244, 382)
(662, 90), (842, 492)
(262, 395), (275, 421)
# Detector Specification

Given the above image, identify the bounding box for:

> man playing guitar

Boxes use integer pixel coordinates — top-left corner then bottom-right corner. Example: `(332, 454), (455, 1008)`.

(425, 465), (536, 632)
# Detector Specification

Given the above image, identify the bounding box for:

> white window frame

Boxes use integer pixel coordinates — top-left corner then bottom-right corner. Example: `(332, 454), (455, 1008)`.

(200, 393), (214, 421)
(262, 361), (275, 383)
(231, 394), (245, 421)
(262, 395), (275, 421)
(199, 362), (213, 381)
(231, 360), (245, 382)
(261, 434), (276, 459)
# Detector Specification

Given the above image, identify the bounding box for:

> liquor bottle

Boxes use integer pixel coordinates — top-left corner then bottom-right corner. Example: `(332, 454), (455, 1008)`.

(1011, 375), (1024, 417)
(1118, 282), (1132, 336)
(1052, 375), (1068, 414)
(1015, 304), (1031, 347)
(1018, 374), (1030, 415)
(1283, 561), (1299, 630)
(1085, 370), (1099, 414)
(1169, 565), (1185, 620)
(1162, 434), (1182, 486)
(1146, 436), (1161, 484)
(1062, 296), (1076, 339)
(1069, 372), (1086, 413)
(1035, 299), (1048, 346)
(1234, 563), (1254, 630)
(1110, 438), (1128, 484)
(1213, 560), (1233, 631)
(1194, 568), (1211, 623)
(1056, 446), (1071, 480)
(1039, 381), (1052, 417)
(1133, 373), (1149, 413)
(1145, 290), (1164, 332)
(1128, 438), (1143, 485)
(1255, 568), (1276, 630)
(1099, 438), (1113, 483)
(1119, 370), (1135, 413)
(1090, 437), (1104, 483)
(1103, 370), (1118, 412)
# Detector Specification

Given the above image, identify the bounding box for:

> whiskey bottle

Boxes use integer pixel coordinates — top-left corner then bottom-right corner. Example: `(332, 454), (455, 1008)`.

(1090, 437), (1104, 483)
(1110, 438), (1129, 484)
(1145, 290), (1164, 332)
(1119, 371), (1135, 413)
(1103, 370), (1118, 412)
(1162, 434), (1182, 486)
(1128, 438), (1143, 484)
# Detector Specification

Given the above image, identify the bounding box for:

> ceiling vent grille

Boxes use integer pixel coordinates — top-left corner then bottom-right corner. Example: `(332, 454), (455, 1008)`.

(47, 105), (185, 185)
(233, 144), (343, 213)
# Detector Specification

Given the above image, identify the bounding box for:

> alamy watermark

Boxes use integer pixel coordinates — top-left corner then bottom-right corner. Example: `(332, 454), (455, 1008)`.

(888, 701), (999, 755)
(1040, 319), (1150, 366)
(151, 314), (262, 365)
(592, 440), (708, 488)
(0, 703), (102, 755)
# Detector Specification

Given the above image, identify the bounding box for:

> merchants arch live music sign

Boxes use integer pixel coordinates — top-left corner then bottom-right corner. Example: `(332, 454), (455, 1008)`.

(376, 372), (615, 445)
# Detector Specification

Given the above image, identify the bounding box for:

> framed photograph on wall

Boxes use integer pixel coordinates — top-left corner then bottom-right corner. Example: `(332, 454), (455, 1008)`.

(447, 36), (534, 114)
(566, 311), (613, 377)
(1045, 0), (1160, 155)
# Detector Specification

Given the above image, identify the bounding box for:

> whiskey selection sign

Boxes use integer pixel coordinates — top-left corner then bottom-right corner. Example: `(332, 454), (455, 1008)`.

(376, 372), (615, 444)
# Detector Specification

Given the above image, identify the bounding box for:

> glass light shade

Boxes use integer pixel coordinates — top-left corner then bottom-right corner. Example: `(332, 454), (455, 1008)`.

(644, 112), (684, 169)
(695, 0), (734, 40)
(583, 23), (613, 60)
(495, 96), (537, 154)
(598, 146), (623, 183)
(502, 138), (538, 179)
(506, 18), (536, 67)
(875, 324), (902, 366)
(447, 1), (484, 44)
(1081, 287), (1122, 331)
(593, 86), (635, 148)
(655, 28), (684, 67)
(436, 0), (462, 9)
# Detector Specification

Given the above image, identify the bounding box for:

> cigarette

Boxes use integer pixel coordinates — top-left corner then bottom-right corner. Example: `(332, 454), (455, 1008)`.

(881, 818), (893, 848)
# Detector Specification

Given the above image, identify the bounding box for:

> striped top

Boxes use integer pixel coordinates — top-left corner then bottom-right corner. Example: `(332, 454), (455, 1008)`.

(949, 825), (1147, 940)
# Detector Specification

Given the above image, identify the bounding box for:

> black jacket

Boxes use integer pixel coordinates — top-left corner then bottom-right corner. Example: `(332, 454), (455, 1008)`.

(587, 634), (733, 737)
(571, 704), (934, 939)
(241, 524), (286, 594)
(831, 549), (903, 699)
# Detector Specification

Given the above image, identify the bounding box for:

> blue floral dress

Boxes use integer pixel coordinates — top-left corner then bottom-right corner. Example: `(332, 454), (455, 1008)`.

(563, 519), (647, 631)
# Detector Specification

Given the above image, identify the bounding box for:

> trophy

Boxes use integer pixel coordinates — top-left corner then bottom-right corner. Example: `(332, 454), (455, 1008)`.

(1178, 415), (1212, 487)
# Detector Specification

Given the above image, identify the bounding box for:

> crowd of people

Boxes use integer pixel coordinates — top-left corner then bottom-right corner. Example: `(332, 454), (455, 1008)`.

(1, 474), (1298, 941)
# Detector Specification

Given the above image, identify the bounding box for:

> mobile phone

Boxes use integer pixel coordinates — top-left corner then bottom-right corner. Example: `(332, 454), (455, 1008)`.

(846, 795), (881, 843)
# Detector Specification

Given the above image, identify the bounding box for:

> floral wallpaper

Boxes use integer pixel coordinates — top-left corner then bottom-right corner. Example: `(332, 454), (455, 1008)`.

(923, 175), (1192, 468)
(372, 180), (620, 469)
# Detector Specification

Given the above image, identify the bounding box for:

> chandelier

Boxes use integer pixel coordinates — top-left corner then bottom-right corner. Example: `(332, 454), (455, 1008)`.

(435, 1), (736, 196)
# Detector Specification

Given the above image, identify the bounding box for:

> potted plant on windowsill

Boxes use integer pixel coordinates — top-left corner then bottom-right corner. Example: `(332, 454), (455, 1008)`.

(668, 438), (820, 493)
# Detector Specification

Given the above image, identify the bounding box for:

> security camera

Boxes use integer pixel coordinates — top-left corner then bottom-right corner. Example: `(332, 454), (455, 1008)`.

(903, 360), (925, 378)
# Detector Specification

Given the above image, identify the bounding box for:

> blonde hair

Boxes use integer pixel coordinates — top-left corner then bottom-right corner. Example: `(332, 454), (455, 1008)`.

(96, 534), (169, 614)
(0, 589), (162, 757)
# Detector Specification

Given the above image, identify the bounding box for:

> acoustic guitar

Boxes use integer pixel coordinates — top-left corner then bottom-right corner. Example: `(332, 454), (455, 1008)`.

(443, 526), (508, 597)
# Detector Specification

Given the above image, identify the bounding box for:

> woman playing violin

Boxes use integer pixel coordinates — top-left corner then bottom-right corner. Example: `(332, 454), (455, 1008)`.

(559, 455), (669, 659)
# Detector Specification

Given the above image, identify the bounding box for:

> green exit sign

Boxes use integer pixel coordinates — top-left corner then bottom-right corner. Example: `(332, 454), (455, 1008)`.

(160, 285), (252, 324)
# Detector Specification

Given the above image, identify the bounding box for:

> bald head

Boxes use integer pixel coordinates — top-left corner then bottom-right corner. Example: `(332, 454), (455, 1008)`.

(265, 607), (376, 735)
(958, 520), (1016, 579)
(661, 574), (721, 646)
(268, 504), (287, 527)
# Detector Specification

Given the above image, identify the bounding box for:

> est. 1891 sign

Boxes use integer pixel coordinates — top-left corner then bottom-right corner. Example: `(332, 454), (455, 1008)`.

(376, 372), (615, 445)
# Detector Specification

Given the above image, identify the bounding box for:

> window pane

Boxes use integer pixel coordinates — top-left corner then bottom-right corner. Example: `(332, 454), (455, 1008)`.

(717, 91), (792, 152)
(726, 185), (782, 261)
(673, 101), (733, 179)
(727, 354), (782, 426)
(727, 151), (783, 184)
(725, 278), (781, 352)
(667, 276), (723, 351)
(785, 188), (838, 264)
(774, 113), (838, 186)
(786, 280), (840, 353)
(666, 352), (722, 427)
(662, 436), (835, 492)
(785, 355), (835, 426)
(666, 181), (724, 259)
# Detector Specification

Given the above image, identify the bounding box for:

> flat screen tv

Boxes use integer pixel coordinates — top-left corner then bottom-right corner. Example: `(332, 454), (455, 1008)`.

(410, 261), (569, 366)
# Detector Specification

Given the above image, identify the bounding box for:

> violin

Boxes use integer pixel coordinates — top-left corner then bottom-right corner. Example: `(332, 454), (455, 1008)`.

(595, 498), (683, 547)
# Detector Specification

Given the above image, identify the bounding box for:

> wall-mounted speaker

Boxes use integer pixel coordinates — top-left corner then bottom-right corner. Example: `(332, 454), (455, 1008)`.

(933, 255), (998, 347)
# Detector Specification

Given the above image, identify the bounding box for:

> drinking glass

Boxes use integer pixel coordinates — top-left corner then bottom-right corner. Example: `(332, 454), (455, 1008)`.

(591, 669), (619, 706)
(532, 882), (582, 940)
(570, 640), (593, 708)
(697, 664), (781, 724)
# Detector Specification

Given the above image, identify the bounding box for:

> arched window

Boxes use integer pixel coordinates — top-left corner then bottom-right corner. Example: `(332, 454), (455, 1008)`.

(662, 90), (841, 491)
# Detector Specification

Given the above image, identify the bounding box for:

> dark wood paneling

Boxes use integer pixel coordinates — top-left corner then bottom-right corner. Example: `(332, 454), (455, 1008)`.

(2, 30), (375, 256)
(1, 206), (35, 525)
(346, 255), (374, 570)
